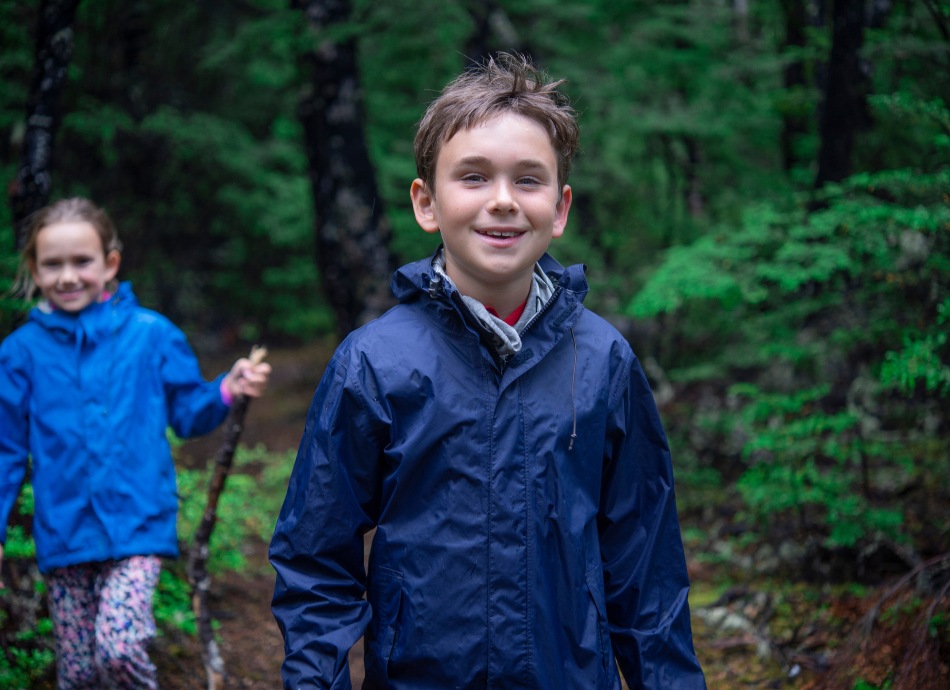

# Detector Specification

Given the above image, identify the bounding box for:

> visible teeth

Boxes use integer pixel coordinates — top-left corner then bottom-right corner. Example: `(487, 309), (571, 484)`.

(488, 231), (517, 238)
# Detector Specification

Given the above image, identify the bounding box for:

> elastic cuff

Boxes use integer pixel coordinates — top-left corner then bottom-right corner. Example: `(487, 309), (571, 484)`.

(220, 377), (234, 406)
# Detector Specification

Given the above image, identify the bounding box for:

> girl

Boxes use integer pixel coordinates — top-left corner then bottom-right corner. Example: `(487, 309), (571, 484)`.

(0, 197), (271, 689)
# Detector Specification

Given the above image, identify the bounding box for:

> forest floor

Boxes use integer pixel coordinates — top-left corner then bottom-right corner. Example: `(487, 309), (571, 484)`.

(149, 343), (948, 690)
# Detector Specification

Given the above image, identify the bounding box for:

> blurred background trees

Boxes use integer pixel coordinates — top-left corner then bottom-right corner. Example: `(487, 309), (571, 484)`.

(1, 0), (948, 685)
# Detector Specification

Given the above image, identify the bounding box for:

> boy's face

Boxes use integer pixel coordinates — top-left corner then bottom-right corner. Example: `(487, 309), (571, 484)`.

(411, 112), (572, 310)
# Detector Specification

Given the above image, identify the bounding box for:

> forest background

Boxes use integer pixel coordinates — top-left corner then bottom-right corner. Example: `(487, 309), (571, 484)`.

(0, 0), (948, 688)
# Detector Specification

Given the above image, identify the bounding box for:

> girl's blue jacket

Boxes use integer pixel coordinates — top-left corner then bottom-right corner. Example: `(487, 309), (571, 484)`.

(0, 282), (230, 572)
(270, 254), (706, 689)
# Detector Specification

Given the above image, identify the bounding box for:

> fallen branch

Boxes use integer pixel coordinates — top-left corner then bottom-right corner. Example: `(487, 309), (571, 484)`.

(186, 346), (267, 690)
(860, 550), (950, 638)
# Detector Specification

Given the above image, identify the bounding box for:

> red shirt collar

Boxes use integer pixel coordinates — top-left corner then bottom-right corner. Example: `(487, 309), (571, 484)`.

(486, 299), (527, 327)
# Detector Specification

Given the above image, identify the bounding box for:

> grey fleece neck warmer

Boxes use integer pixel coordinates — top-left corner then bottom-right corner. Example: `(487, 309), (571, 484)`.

(432, 249), (556, 358)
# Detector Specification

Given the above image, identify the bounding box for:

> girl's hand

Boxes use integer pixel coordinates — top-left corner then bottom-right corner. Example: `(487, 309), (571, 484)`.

(224, 357), (272, 400)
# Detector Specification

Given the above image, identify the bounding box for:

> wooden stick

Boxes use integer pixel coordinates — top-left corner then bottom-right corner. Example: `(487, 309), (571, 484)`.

(186, 345), (267, 690)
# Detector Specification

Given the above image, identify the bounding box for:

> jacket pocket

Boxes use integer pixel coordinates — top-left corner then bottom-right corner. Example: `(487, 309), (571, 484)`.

(585, 566), (612, 679)
(367, 566), (404, 680)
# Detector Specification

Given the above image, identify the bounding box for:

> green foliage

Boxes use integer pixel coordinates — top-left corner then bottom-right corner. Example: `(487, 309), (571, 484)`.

(0, 159), (26, 335)
(629, 153), (949, 548)
(0, 1), (35, 137)
(3, 526), (35, 562)
(0, 631), (55, 690)
(0, 486), (54, 689)
(880, 298), (950, 396)
(930, 611), (950, 642)
(153, 567), (196, 636)
(731, 385), (906, 547)
(853, 679), (892, 690)
(176, 443), (296, 563)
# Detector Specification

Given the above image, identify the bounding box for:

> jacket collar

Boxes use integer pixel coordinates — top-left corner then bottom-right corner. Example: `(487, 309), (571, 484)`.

(29, 281), (138, 343)
(390, 246), (590, 306)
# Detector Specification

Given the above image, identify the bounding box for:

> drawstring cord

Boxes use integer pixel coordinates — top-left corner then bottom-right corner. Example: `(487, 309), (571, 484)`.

(432, 261), (578, 450)
(569, 327), (577, 452)
(427, 272), (443, 298)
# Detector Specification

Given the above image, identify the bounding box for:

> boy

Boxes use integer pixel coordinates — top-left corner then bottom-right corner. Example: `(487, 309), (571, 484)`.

(269, 53), (706, 689)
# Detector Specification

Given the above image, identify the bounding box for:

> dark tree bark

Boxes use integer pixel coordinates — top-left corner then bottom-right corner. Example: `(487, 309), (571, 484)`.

(779, 0), (810, 173)
(683, 136), (706, 218)
(733, 0), (750, 42)
(920, 0), (950, 41)
(464, 0), (528, 65)
(293, 0), (397, 340)
(9, 0), (81, 251)
(813, 0), (871, 188)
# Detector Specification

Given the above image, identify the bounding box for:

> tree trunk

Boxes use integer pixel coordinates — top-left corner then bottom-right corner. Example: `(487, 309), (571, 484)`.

(684, 136), (705, 218)
(293, 0), (397, 340)
(814, 0), (870, 188)
(464, 1), (527, 65)
(920, 0), (949, 41)
(733, 0), (750, 42)
(9, 0), (81, 251)
(778, 0), (810, 174)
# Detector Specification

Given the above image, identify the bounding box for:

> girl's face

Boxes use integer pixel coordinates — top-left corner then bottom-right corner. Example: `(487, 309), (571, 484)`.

(30, 221), (120, 313)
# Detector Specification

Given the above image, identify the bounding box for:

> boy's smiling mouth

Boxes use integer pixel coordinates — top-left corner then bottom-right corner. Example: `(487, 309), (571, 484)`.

(477, 227), (524, 240)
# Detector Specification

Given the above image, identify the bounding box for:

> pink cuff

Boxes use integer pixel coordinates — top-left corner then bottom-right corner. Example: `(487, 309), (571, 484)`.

(220, 377), (233, 406)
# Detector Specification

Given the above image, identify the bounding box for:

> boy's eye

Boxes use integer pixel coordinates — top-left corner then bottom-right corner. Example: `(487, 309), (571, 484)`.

(461, 173), (486, 183)
(517, 177), (542, 186)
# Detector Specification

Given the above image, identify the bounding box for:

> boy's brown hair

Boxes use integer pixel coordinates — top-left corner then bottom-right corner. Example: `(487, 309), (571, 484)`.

(414, 52), (579, 193)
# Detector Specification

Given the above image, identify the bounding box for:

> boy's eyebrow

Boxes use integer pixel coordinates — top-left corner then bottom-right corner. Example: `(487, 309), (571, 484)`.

(451, 155), (552, 171)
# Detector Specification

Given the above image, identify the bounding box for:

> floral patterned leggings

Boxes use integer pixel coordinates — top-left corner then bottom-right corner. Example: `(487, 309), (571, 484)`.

(46, 556), (162, 690)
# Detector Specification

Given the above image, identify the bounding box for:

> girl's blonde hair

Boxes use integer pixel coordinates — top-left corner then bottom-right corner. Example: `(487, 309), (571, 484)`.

(16, 197), (123, 299)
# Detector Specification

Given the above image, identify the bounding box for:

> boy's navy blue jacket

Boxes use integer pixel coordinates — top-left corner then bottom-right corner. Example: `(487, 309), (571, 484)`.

(270, 253), (706, 689)
(0, 282), (230, 572)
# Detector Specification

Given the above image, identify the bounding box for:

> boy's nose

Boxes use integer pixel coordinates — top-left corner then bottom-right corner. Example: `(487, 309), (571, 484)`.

(489, 181), (517, 213)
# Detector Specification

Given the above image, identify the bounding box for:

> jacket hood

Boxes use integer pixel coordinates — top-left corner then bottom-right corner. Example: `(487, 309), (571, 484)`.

(390, 247), (590, 306)
(29, 281), (138, 345)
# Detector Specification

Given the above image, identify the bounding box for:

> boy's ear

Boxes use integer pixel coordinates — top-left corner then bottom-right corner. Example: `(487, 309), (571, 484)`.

(551, 185), (573, 239)
(105, 250), (121, 281)
(410, 179), (441, 235)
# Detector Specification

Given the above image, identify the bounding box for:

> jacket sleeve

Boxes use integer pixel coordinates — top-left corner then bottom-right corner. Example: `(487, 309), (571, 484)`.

(159, 320), (230, 438)
(600, 353), (706, 689)
(269, 354), (379, 690)
(0, 336), (31, 545)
